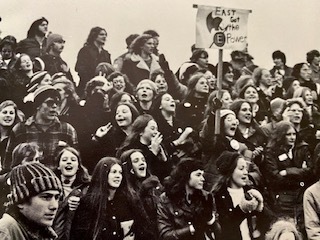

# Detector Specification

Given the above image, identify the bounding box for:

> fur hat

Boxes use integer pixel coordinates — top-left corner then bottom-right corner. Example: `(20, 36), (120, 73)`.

(8, 162), (62, 205)
(27, 71), (50, 92)
(33, 85), (61, 109)
(46, 33), (64, 52)
(216, 151), (241, 176)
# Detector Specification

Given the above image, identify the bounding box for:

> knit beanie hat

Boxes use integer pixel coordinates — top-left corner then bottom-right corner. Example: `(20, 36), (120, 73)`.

(8, 162), (62, 205)
(270, 97), (286, 115)
(27, 71), (50, 93)
(46, 33), (64, 52)
(220, 109), (236, 118)
(33, 85), (61, 109)
(216, 151), (241, 176)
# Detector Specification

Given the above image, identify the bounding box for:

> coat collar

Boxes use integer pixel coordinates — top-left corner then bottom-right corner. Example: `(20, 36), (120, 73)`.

(130, 53), (160, 72)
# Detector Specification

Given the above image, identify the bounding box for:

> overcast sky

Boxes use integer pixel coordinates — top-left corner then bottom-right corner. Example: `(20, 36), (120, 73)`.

(2, 0), (320, 81)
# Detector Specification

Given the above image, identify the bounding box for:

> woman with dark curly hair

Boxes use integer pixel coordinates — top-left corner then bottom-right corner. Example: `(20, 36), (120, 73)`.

(263, 120), (315, 234)
(70, 157), (135, 240)
(157, 158), (220, 240)
(122, 34), (161, 87)
(75, 27), (111, 98)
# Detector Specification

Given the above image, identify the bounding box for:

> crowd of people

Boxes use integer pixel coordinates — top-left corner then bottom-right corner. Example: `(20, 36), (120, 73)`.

(0, 16), (319, 240)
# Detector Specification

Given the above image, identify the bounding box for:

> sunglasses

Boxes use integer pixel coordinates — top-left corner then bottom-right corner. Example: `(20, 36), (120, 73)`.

(44, 99), (61, 107)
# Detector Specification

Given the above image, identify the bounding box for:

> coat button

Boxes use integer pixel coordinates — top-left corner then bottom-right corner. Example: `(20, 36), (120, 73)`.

(300, 182), (305, 187)
(113, 231), (117, 235)
(229, 208), (232, 212)
(175, 211), (178, 215)
(222, 196), (225, 199)
(112, 216), (116, 219)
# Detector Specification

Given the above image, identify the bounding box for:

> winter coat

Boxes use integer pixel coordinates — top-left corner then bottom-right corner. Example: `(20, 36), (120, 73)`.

(75, 44), (111, 97)
(70, 191), (134, 240)
(214, 185), (267, 240)
(157, 190), (218, 240)
(41, 54), (73, 82)
(53, 183), (89, 240)
(263, 141), (315, 225)
(122, 53), (160, 87)
(0, 212), (57, 240)
(16, 37), (47, 60)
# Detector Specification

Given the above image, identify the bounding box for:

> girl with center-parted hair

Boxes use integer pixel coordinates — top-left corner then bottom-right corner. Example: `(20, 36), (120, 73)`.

(91, 102), (140, 164)
(120, 149), (163, 240)
(53, 145), (91, 240)
(135, 79), (157, 114)
(117, 114), (171, 182)
(229, 99), (267, 186)
(176, 72), (209, 132)
(151, 92), (197, 162)
(70, 157), (135, 240)
(122, 34), (161, 87)
(262, 120), (315, 234)
(157, 158), (220, 240)
(213, 151), (267, 240)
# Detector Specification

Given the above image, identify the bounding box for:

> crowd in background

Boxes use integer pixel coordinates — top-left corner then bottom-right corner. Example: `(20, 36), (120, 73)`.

(0, 16), (320, 240)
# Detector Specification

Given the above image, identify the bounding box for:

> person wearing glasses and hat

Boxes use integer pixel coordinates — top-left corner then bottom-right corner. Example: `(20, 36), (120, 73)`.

(3, 85), (78, 172)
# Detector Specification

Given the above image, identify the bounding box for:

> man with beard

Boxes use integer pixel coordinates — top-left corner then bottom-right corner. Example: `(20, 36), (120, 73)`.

(41, 33), (74, 82)
(3, 85), (78, 172)
(16, 17), (49, 60)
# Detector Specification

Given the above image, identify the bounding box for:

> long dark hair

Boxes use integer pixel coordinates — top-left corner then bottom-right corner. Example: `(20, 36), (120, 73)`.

(117, 114), (155, 156)
(87, 157), (122, 240)
(85, 27), (106, 46)
(27, 17), (48, 38)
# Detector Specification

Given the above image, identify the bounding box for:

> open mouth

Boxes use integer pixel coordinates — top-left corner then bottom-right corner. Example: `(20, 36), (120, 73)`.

(65, 165), (73, 171)
(138, 165), (146, 171)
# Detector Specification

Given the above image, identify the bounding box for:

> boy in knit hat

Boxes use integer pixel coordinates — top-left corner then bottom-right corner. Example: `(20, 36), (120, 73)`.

(0, 162), (62, 239)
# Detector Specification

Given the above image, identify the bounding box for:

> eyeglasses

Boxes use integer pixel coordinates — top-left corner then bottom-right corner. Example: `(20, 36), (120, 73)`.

(44, 99), (61, 107)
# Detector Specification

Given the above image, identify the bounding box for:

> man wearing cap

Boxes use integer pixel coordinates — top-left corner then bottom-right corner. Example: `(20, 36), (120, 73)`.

(4, 85), (78, 172)
(41, 33), (73, 82)
(0, 162), (62, 239)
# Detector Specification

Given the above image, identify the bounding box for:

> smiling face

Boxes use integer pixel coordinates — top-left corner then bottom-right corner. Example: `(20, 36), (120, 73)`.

(140, 120), (158, 143)
(115, 105), (133, 128)
(230, 157), (248, 189)
(58, 150), (79, 178)
(260, 69), (272, 87)
(18, 190), (60, 227)
(224, 66), (234, 83)
(130, 151), (147, 178)
(108, 164), (122, 189)
(303, 89), (313, 105)
(223, 113), (238, 137)
(243, 86), (259, 104)
(112, 76), (126, 92)
(136, 83), (154, 102)
(20, 55), (33, 71)
(154, 74), (168, 93)
(204, 70), (217, 90)
(119, 94), (133, 105)
(188, 169), (205, 190)
(237, 102), (252, 125)
(0, 105), (15, 127)
(160, 93), (176, 113)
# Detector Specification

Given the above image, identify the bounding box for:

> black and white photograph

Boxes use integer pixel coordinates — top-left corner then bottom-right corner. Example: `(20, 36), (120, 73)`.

(0, 0), (319, 239)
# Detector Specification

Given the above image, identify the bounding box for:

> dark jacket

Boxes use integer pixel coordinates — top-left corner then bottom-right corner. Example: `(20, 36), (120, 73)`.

(214, 185), (267, 240)
(75, 44), (111, 97)
(41, 54), (73, 82)
(70, 190), (134, 240)
(157, 190), (218, 240)
(16, 37), (47, 60)
(122, 53), (160, 87)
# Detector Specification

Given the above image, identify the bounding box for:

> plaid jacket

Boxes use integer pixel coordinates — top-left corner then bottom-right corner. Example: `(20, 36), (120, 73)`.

(4, 116), (78, 171)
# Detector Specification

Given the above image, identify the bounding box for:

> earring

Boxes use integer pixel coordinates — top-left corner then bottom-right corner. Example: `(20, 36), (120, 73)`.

(130, 169), (134, 174)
